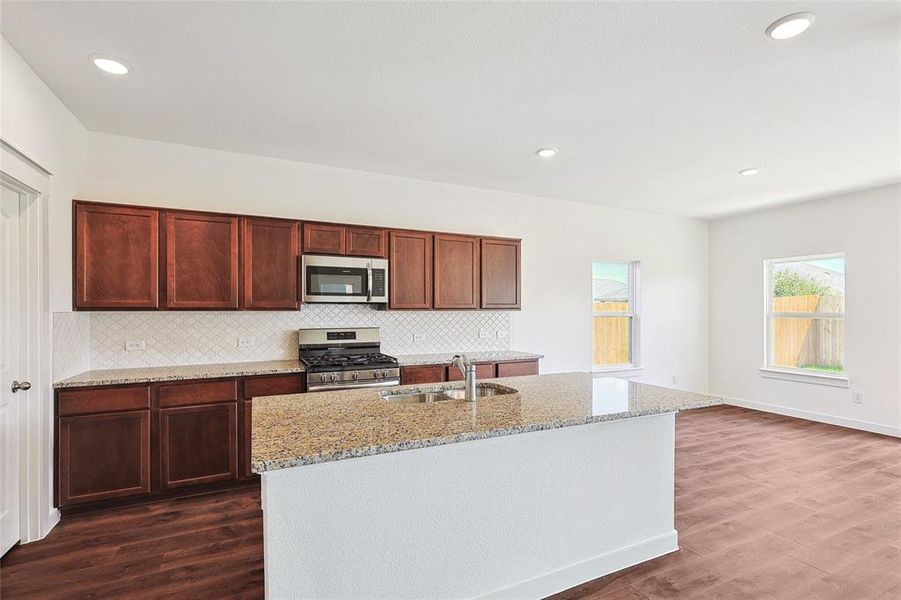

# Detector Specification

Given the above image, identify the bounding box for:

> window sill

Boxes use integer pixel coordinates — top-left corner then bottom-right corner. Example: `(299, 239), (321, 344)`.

(592, 366), (644, 378)
(758, 367), (849, 388)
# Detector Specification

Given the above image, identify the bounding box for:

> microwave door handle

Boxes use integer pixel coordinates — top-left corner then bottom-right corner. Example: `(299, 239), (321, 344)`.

(367, 262), (373, 302)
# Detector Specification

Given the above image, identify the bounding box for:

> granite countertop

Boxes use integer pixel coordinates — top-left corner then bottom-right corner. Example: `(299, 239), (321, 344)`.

(53, 359), (306, 389)
(251, 372), (721, 472)
(395, 350), (544, 366)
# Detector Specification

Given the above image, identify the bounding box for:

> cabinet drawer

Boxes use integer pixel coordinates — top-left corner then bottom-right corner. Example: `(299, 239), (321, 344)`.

(158, 379), (238, 408)
(58, 386), (151, 416)
(244, 374), (305, 398)
(496, 360), (539, 378)
(446, 363), (496, 381)
(400, 365), (446, 385)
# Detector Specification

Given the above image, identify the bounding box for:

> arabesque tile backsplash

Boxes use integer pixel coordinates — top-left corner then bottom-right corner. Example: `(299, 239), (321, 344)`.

(53, 305), (512, 373)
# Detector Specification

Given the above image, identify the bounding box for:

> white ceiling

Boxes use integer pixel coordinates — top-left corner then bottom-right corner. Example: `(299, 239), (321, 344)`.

(2, 1), (899, 219)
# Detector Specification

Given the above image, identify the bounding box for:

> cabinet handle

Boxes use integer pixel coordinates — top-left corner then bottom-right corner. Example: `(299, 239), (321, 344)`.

(11, 380), (31, 393)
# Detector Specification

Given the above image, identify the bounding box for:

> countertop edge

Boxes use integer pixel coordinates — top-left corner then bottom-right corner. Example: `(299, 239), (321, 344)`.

(53, 363), (307, 389)
(251, 396), (722, 473)
(395, 351), (544, 367)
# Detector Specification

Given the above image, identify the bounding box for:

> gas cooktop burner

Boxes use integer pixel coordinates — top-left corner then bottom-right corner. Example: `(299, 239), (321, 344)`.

(301, 352), (398, 370)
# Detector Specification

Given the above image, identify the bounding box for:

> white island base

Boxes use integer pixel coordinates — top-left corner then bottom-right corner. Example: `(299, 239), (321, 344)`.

(261, 412), (678, 599)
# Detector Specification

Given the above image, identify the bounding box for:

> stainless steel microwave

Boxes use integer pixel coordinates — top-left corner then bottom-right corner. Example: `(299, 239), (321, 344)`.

(301, 255), (388, 304)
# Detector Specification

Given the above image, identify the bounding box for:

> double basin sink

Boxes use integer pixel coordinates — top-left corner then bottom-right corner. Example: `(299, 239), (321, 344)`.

(382, 383), (518, 404)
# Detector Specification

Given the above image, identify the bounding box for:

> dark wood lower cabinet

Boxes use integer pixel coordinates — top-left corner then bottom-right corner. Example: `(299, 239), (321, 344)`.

(400, 365), (446, 385)
(57, 410), (151, 506)
(160, 402), (238, 489)
(496, 360), (539, 378)
(403, 359), (539, 385)
(446, 362), (497, 381)
(55, 373), (306, 513)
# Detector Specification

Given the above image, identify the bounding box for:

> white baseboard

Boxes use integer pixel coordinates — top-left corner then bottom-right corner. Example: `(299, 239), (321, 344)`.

(481, 530), (679, 600)
(725, 397), (901, 438)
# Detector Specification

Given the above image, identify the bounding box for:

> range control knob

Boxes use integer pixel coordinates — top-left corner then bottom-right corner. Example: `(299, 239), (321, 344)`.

(352, 371), (360, 380)
(374, 370), (382, 379)
(319, 373), (328, 383)
(329, 373), (338, 382)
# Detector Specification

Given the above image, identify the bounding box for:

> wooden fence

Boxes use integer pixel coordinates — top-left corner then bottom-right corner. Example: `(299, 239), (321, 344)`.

(593, 301), (630, 365)
(772, 295), (844, 370)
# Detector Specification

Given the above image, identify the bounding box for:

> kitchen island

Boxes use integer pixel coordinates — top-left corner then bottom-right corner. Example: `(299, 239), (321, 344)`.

(252, 373), (721, 599)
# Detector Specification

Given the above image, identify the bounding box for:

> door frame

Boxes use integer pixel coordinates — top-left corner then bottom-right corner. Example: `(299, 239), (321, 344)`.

(0, 141), (56, 544)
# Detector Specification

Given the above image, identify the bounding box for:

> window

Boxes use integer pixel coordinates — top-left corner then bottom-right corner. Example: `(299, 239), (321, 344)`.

(764, 254), (845, 379)
(592, 261), (639, 370)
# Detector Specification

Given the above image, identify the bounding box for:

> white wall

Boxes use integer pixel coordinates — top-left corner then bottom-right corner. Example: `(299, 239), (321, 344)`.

(1, 38), (88, 315)
(78, 132), (710, 390)
(709, 184), (901, 435)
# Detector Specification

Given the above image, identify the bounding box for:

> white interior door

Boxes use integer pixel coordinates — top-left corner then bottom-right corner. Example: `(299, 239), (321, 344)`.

(0, 182), (23, 556)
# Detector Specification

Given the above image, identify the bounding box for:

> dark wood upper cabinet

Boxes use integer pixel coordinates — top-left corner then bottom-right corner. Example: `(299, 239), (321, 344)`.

(57, 410), (150, 506)
(163, 211), (239, 309)
(74, 202), (159, 309)
(481, 238), (521, 310)
(389, 230), (433, 309)
(434, 234), (480, 310)
(346, 226), (387, 258)
(302, 222), (345, 255)
(240, 217), (299, 310)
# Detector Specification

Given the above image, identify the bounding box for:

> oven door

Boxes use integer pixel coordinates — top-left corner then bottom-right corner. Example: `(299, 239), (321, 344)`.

(302, 255), (387, 303)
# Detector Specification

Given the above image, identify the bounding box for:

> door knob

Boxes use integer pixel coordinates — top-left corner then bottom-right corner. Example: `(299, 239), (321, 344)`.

(11, 380), (31, 393)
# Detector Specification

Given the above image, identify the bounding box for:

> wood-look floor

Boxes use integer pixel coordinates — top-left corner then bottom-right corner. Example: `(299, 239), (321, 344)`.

(2, 406), (899, 599)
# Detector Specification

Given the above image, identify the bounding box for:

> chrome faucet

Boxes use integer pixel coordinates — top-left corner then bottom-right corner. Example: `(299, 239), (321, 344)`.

(452, 354), (477, 402)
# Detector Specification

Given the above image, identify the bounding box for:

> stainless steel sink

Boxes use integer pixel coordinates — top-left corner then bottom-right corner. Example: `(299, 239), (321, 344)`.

(441, 387), (508, 400)
(382, 383), (517, 403)
(382, 391), (454, 403)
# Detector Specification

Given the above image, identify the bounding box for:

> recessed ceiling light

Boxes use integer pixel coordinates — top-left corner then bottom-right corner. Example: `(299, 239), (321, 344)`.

(91, 55), (130, 76)
(739, 168), (760, 176)
(535, 148), (558, 159)
(766, 12), (815, 40)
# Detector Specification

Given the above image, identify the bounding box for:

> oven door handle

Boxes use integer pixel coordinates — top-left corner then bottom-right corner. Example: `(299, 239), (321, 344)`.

(366, 262), (373, 302)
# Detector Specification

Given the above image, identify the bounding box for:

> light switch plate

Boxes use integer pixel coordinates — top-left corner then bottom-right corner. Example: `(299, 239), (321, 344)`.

(496, 330), (509, 339)
(238, 337), (255, 348)
(413, 333), (425, 341)
(125, 340), (145, 352)
(479, 330), (492, 339)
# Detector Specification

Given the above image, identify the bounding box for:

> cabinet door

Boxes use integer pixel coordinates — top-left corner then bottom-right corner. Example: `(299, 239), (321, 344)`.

(241, 217), (299, 309)
(446, 363), (496, 381)
(160, 402), (238, 489)
(74, 202), (159, 309)
(346, 226), (387, 258)
(302, 223), (345, 255)
(57, 410), (150, 506)
(389, 230), (433, 309)
(481, 238), (521, 309)
(434, 234), (480, 309)
(496, 360), (539, 378)
(400, 365), (446, 385)
(164, 211), (239, 309)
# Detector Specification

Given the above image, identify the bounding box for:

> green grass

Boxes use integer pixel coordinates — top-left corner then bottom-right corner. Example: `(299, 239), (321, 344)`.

(799, 364), (844, 373)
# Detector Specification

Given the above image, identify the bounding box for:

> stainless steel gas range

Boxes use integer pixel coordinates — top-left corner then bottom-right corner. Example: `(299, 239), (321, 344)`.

(298, 327), (400, 392)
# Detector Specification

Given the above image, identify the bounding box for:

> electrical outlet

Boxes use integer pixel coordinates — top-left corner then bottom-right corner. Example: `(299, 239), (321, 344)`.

(672, 375), (679, 385)
(237, 337), (255, 348)
(852, 391), (863, 404)
(496, 330), (509, 339)
(125, 340), (145, 352)
(413, 333), (425, 342)
(479, 330), (492, 339)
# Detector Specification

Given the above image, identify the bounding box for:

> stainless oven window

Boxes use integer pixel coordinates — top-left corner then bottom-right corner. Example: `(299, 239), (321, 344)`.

(307, 266), (367, 297)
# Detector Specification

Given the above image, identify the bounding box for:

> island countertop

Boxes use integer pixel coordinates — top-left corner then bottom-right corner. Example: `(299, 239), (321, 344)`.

(251, 372), (721, 472)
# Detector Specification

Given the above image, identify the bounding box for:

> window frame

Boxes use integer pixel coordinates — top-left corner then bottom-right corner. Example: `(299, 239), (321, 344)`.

(760, 252), (848, 386)
(591, 260), (641, 373)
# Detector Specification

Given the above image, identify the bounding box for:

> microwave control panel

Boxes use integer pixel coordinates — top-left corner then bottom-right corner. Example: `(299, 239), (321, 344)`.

(372, 270), (386, 297)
